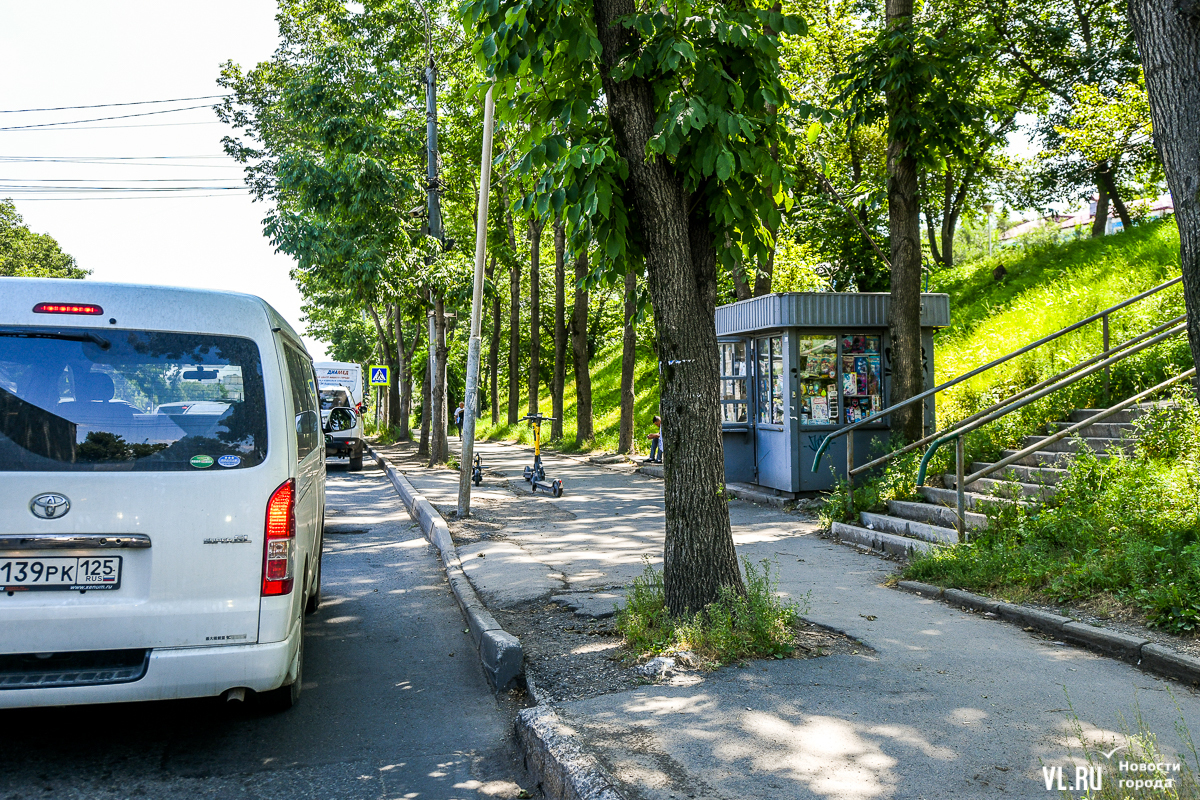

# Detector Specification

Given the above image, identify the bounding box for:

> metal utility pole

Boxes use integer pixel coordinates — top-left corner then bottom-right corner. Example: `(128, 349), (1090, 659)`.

(424, 54), (449, 461)
(457, 85), (496, 518)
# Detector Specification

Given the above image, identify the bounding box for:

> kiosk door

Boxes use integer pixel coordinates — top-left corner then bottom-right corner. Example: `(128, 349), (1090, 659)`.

(753, 333), (791, 491)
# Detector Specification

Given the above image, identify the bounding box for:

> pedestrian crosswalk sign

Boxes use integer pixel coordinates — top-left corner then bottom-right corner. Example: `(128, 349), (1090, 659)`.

(369, 365), (390, 386)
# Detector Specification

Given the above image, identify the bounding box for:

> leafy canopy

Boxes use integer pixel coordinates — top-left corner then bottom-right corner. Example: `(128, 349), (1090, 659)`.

(0, 199), (87, 280)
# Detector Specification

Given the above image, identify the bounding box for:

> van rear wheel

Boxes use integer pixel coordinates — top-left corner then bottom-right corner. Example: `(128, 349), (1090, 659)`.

(349, 454), (363, 471)
(260, 608), (304, 712)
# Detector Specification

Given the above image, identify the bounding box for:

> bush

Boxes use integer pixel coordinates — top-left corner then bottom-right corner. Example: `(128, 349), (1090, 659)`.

(818, 440), (923, 526)
(904, 396), (1200, 635)
(615, 558), (807, 666)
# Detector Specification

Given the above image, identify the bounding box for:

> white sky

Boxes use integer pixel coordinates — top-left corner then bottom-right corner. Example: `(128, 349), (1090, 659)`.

(0, 1), (330, 359)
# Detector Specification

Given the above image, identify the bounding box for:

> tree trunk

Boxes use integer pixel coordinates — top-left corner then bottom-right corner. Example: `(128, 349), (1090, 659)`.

(618, 267), (637, 453)
(429, 294), (449, 465)
(1092, 181), (1110, 237)
(367, 303), (400, 430)
(528, 217), (544, 415)
(508, 220), (522, 425)
(487, 254), (501, 425)
(1097, 163), (1133, 231)
(1128, 0), (1200, 400)
(593, 0), (744, 614)
(731, 259), (753, 301)
(417, 353), (431, 456)
(571, 249), (594, 446)
(885, 0), (925, 444)
(552, 219), (567, 440)
(396, 309), (419, 441)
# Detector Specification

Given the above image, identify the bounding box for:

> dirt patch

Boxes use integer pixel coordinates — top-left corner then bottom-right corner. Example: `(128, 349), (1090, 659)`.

(499, 600), (864, 704)
(1025, 597), (1200, 661)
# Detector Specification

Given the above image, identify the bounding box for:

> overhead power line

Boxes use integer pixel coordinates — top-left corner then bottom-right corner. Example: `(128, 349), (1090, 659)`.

(0, 121), (223, 132)
(0, 95), (230, 113)
(0, 105), (217, 131)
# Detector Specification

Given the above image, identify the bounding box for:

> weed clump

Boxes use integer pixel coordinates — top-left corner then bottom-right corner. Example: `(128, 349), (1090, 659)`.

(615, 558), (806, 667)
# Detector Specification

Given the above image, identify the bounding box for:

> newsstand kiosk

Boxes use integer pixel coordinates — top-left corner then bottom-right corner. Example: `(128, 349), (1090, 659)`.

(715, 292), (950, 497)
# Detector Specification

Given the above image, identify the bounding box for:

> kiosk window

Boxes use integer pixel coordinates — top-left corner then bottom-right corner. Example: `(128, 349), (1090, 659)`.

(796, 336), (838, 426)
(718, 341), (748, 423)
(755, 336), (784, 425)
(840, 334), (883, 424)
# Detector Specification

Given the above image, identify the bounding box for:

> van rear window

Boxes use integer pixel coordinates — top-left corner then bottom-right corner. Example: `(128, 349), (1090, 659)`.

(0, 327), (268, 471)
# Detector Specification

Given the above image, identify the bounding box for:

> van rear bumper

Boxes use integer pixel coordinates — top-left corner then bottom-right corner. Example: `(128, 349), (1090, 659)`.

(0, 634), (295, 709)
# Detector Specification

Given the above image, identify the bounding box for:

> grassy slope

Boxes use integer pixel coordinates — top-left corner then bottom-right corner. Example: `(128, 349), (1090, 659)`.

(929, 220), (1188, 454)
(476, 340), (661, 454)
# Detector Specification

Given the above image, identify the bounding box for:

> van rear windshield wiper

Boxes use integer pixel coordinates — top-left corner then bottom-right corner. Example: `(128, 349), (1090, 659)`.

(0, 329), (111, 350)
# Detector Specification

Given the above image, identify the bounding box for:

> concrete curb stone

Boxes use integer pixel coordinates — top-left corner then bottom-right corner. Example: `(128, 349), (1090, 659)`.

(367, 445), (523, 691)
(516, 705), (626, 800)
(895, 582), (1200, 684)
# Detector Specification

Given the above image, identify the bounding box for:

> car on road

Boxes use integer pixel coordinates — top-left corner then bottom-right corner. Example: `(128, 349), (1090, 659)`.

(0, 279), (325, 710)
(320, 386), (364, 471)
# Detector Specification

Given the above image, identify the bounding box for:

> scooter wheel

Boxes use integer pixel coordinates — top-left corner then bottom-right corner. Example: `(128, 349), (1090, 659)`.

(551, 480), (563, 498)
(473, 472), (482, 487)
(523, 466), (533, 482)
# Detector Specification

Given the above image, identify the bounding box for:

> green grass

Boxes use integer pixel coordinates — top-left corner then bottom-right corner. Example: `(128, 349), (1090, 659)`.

(475, 340), (662, 454)
(926, 219), (1190, 467)
(615, 558), (807, 667)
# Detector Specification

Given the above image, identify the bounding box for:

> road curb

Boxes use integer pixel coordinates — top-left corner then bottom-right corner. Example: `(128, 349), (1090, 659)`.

(895, 582), (1200, 685)
(367, 445), (523, 691)
(516, 705), (626, 800)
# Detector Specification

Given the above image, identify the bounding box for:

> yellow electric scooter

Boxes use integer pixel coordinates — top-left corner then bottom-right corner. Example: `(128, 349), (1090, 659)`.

(520, 413), (564, 497)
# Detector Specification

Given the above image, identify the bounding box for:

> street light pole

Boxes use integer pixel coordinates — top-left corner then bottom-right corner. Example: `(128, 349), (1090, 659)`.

(457, 85), (496, 518)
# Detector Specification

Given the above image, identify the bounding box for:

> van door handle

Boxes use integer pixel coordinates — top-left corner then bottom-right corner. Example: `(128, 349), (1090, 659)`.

(0, 533), (151, 550)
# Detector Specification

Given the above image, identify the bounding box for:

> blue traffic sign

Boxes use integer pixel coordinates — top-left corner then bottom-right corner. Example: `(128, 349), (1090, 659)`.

(369, 365), (390, 386)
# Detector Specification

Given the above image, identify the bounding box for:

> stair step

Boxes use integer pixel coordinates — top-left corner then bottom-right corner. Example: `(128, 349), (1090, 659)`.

(831, 521), (939, 557)
(859, 511), (960, 544)
(887, 498), (988, 531)
(920, 485), (1029, 511)
(969, 462), (1066, 485)
(1021, 435), (1132, 454)
(1050, 421), (1137, 438)
(1071, 408), (1139, 424)
(999, 448), (1104, 468)
(943, 474), (1056, 501)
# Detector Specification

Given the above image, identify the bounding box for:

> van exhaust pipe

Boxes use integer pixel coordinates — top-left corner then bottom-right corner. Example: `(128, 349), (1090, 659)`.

(221, 687), (247, 703)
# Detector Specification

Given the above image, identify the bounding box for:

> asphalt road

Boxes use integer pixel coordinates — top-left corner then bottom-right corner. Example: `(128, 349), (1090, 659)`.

(0, 462), (532, 800)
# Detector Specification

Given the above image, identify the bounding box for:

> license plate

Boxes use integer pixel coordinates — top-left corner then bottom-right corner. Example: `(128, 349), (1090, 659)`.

(0, 556), (122, 592)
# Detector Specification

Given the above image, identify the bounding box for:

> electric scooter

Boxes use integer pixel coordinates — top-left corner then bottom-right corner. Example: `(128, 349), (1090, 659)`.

(520, 413), (564, 497)
(472, 453), (483, 487)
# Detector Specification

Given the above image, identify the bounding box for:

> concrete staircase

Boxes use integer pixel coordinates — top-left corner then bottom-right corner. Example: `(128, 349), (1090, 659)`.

(830, 405), (1148, 558)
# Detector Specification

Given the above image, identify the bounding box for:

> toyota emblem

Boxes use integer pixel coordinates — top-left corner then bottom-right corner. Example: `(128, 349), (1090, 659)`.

(30, 494), (70, 520)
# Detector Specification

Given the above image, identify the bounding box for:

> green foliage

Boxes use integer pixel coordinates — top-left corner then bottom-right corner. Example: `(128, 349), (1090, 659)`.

(818, 441), (922, 526)
(905, 399), (1200, 635)
(0, 199), (87, 279)
(615, 558), (806, 666)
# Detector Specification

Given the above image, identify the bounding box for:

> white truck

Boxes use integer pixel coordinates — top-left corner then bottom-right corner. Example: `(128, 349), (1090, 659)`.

(313, 361), (365, 471)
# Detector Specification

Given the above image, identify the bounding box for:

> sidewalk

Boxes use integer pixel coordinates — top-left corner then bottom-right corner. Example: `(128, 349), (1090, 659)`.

(381, 438), (1200, 799)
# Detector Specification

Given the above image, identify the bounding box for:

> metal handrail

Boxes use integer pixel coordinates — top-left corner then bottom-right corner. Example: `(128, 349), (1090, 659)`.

(810, 275), (1183, 476)
(890, 316), (1186, 481)
(914, 320), (1187, 486)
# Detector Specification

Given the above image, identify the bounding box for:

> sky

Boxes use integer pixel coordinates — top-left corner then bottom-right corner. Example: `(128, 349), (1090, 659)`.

(0, 1), (330, 359)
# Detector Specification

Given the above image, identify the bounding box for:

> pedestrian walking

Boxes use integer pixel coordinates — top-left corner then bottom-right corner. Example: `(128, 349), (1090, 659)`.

(454, 401), (465, 437)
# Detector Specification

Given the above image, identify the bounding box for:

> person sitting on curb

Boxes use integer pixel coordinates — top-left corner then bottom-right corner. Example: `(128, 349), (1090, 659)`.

(644, 415), (662, 464)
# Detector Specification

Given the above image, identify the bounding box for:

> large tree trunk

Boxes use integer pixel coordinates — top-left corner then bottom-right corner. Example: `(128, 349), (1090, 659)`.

(593, 0), (744, 614)
(508, 214), (521, 425)
(1128, 0), (1200, 400)
(552, 219), (567, 440)
(487, 254), (501, 425)
(570, 250), (594, 446)
(396, 309), (419, 441)
(429, 294), (449, 465)
(1092, 181), (1110, 237)
(885, 0), (925, 444)
(528, 218), (544, 415)
(618, 267), (637, 453)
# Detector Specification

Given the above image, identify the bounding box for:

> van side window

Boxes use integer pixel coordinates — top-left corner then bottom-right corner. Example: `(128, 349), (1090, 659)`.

(283, 346), (320, 460)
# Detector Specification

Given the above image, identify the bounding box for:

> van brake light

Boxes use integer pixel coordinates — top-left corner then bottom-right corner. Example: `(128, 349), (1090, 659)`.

(262, 479), (295, 596)
(33, 303), (104, 315)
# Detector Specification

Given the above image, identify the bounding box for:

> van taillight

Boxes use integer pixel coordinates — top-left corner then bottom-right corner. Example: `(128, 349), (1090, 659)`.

(262, 479), (295, 596)
(33, 302), (104, 315)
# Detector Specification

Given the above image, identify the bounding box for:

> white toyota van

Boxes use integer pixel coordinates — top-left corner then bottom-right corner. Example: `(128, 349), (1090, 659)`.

(0, 279), (326, 710)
